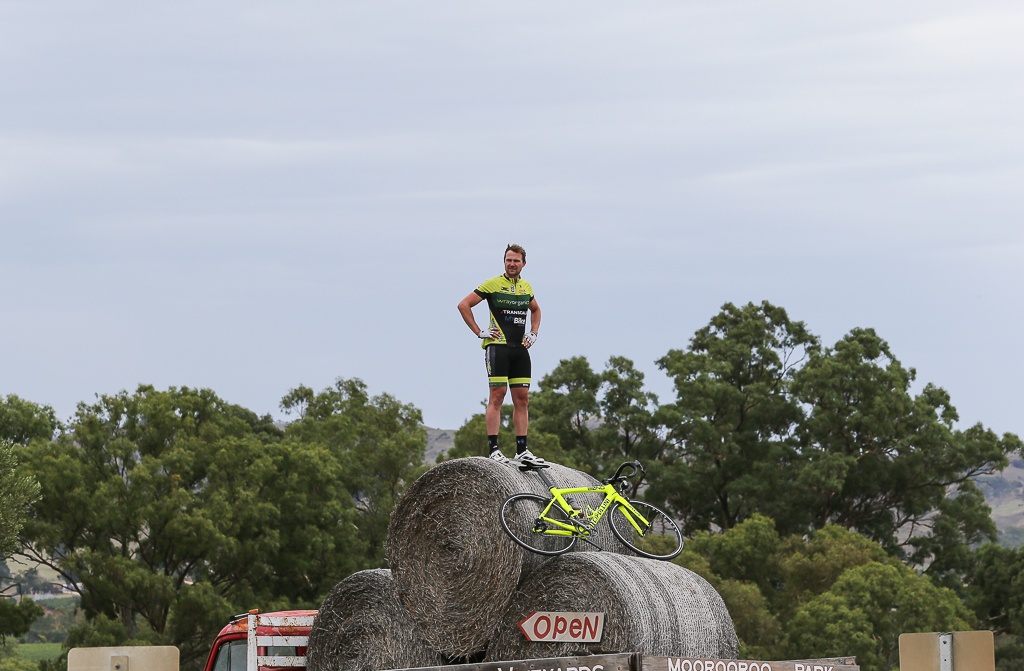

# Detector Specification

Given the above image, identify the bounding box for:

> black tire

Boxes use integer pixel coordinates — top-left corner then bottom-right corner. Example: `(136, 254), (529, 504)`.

(499, 494), (578, 556)
(608, 500), (684, 560)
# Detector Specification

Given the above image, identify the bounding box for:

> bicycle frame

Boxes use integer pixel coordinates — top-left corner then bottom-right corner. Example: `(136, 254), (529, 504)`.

(501, 461), (683, 560)
(531, 474), (650, 540)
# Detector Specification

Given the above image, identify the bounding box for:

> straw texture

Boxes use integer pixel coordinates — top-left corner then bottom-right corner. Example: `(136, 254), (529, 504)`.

(484, 552), (738, 661)
(306, 569), (445, 671)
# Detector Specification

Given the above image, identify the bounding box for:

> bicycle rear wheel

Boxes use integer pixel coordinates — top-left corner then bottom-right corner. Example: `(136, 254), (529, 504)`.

(499, 494), (578, 556)
(609, 500), (684, 560)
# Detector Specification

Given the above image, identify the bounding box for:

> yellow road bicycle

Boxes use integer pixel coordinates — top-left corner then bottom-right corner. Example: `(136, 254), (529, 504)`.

(499, 460), (684, 560)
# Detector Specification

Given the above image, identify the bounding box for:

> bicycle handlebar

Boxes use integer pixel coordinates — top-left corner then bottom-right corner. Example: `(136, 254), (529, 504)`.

(601, 460), (645, 486)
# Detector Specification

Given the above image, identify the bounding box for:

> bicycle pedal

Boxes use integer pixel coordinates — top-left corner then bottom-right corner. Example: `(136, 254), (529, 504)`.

(517, 463), (550, 471)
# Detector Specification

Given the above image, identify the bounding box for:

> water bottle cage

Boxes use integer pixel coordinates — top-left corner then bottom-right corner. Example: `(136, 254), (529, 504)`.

(570, 504), (596, 530)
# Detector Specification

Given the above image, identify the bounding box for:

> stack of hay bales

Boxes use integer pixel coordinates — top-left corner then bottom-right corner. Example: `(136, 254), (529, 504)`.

(308, 457), (738, 671)
(386, 457), (626, 658)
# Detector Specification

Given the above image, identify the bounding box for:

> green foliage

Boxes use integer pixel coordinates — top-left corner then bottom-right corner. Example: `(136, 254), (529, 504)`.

(654, 301), (817, 533)
(0, 600), (42, 646)
(680, 516), (973, 667)
(20, 597), (78, 644)
(8, 570), (50, 597)
(530, 356), (602, 457)
(793, 328), (1018, 571)
(0, 396), (58, 446)
(37, 657), (63, 671)
(0, 442), (40, 562)
(280, 378), (430, 564)
(530, 355), (666, 492)
(63, 612), (157, 647)
(508, 301), (1023, 658)
(783, 563), (972, 670)
(711, 579), (781, 660)
(686, 514), (782, 594)
(645, 302), (1019, 577)
(0, 655), (41, 671)
(965, 543), (1022, 631)
(993, 635), (1024, 671)
(775, 524), (888, 608)
(675, 516), (798, 658)
(15, 384), (374, 669)
(600, 356), (666, 466)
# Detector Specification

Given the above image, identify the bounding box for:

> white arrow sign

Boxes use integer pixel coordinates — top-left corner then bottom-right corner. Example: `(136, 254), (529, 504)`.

(518, 611), (605, 643)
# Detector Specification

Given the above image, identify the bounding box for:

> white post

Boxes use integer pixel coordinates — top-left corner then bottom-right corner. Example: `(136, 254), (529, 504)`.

(247, 611), (259, 671)
(938, 633), (952, 671)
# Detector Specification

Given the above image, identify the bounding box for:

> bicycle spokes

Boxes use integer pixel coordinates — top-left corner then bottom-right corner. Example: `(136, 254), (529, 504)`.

(608, 500), (684, 560)
(500, 493), (578, 556)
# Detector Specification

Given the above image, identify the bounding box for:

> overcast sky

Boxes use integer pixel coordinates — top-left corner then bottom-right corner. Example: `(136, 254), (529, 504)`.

(3, 1), (1022, 441)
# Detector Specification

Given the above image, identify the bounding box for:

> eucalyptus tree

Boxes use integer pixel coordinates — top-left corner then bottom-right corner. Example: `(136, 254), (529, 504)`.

(652, 301), (818, 533)
(280, 377), (430, 563)
(16, 385), (364, 667)
(651, 302), (1021, 567)
(0, 396), (46, 650)
(791, 327), (1020, 572)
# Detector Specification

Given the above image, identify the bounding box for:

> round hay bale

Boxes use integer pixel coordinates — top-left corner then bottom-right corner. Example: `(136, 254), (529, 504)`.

(306, 568), (445, 671)
(485, 553), (738, 661)
(387, 457), (625, 658)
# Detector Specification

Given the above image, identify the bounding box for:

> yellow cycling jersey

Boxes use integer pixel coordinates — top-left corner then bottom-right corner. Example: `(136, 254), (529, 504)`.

(474, 275), (535, 348)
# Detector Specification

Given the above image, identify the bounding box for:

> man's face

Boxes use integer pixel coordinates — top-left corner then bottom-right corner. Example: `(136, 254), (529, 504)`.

(504, 251), (525, 278)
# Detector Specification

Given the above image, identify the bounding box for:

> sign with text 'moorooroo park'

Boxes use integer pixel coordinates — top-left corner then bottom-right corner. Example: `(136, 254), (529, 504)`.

(388, 652), (858, 671)
(519, 611), (605, 643)
(643, 657), (859, 671)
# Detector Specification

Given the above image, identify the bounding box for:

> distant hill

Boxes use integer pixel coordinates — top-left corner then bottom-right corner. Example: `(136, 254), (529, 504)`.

(425, 427), (455, 463)
(978, 457), (1024, 547)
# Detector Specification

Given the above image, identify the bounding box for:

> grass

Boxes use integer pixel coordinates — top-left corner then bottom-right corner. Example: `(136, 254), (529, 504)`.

(12, 643), (62, 662)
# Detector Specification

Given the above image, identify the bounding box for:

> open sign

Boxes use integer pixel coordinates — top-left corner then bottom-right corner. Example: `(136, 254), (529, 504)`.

(518, 611), (605, 643)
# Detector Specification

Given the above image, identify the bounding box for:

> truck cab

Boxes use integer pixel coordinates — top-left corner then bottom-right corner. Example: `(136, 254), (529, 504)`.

(203, 610), (317, 671)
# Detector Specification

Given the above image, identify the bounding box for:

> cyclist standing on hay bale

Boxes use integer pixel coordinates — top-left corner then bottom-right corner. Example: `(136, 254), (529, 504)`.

(457, 243), (545, 467)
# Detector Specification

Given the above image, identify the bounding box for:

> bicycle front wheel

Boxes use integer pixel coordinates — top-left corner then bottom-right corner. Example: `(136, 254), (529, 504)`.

(609, 500), (684, 560)
(499, 494), (578, 556)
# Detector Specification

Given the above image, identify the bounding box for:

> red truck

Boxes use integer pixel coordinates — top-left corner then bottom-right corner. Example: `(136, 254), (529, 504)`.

(203, 610), (317, 671)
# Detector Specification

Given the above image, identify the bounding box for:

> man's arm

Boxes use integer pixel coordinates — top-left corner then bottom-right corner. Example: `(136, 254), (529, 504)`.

(458, 292), (492, 337)
(524, 298), (541, 348)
